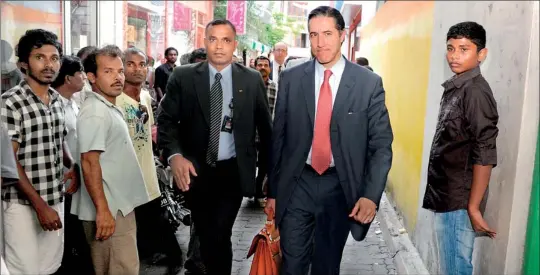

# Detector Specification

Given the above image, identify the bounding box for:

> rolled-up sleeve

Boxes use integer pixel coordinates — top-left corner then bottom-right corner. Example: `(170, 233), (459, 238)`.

(464, 85), (499, 167)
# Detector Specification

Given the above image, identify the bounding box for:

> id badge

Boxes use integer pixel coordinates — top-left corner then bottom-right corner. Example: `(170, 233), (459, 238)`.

(221, 115), (233, 133)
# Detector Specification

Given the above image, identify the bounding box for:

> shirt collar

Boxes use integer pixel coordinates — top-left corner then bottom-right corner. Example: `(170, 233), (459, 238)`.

(85, 90), (121, 111)
(315, 55), (346, 78)
(166, 62), (176, 71)
(209, 63), (232, 80)
(20, 80), (60, 101)
(442, 66), (481, 89)
(59, 94), (73, 107)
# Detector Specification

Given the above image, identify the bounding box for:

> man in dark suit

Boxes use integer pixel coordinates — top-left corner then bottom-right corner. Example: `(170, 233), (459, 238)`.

(266, 6), (393, 275)
(157, 19), (272, 275)
(269, 41), (288, 84)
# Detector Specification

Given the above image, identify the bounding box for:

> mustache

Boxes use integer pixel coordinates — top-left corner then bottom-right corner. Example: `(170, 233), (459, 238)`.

(111, 81), (123, 87)
(41, 69), (56, 74)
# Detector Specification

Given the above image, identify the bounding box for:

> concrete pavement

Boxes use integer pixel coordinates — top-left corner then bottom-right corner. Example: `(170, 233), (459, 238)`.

(141, 199), (397, 275)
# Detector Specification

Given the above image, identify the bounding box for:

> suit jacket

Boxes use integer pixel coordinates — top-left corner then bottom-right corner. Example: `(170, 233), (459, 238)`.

(157, 61), (273, 197)
(268, 59), (393, 241)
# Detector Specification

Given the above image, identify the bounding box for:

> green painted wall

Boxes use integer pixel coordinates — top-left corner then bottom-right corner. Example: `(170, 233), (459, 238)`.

(523, 128), (539, 275)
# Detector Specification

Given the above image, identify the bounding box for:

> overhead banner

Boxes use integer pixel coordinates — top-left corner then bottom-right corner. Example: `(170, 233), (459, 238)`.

(226, 0), (247, 35)
(173, 2), (192, 31)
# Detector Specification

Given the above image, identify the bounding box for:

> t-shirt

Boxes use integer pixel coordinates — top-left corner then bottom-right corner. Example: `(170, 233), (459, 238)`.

(115, 90), (160, 201)
(72, 91), (149, 221)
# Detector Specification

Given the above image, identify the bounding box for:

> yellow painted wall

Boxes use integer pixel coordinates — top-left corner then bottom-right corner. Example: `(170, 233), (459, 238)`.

(360, 1), (434, 231)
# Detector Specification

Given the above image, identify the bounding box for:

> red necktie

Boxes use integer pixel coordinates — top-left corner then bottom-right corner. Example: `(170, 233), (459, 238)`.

(311, 69), (333, 174)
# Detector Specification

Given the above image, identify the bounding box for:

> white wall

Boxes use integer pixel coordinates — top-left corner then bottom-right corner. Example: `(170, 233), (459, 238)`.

(414, 1), (539, 274)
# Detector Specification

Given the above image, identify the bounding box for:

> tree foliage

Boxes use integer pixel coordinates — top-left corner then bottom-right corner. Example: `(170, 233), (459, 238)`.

(213, 0), (303, 52)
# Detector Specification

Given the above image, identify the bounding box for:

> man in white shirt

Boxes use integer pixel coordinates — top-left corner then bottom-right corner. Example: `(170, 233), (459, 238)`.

(51, 55), (95, 273)
(270, 42), (288, 85)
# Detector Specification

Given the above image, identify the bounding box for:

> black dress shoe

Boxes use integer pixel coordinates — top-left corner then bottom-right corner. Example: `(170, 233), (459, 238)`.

(184, 259), (207, 275)
(166, 263), (183, 275)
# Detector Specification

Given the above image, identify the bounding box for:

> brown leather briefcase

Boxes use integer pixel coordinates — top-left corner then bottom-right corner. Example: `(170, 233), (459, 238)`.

(246, 208), (281, 275)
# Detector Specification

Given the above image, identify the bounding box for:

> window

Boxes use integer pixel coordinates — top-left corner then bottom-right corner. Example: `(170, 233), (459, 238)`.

(1, 1), (63, 61)
(69, 0), (97, 55)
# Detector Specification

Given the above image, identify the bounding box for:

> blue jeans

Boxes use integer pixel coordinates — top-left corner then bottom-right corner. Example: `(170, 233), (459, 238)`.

(434, 210), (476, 275)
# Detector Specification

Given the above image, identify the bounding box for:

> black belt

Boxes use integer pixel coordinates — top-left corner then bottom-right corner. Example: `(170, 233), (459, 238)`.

(208, 157), (237, 168)
(304, 164), (337, 175)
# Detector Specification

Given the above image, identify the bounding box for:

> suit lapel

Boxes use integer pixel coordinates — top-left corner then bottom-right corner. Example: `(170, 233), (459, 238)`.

(332, 61), (357, 120)
(194, 62), (210, 126)
(231, 63), (245, 121)
(302, 60), (316, 127)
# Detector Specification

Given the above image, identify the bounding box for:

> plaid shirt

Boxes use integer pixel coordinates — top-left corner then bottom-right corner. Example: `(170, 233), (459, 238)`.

(266, 79), (277, 119)
(1, 80), (66, 205)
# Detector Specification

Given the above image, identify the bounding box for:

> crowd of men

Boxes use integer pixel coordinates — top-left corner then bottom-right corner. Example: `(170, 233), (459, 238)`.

(0, 5), (498, 275)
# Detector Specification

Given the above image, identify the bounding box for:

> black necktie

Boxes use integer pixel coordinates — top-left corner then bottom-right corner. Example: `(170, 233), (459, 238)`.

(278, 65), (282, 75)
(207, 73), (223, 165)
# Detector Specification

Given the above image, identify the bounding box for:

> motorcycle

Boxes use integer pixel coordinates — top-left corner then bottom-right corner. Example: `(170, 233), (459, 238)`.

(155, 155), (192, 230)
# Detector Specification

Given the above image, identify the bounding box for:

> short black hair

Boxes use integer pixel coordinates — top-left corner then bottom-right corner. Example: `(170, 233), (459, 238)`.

(189, 48), (207, 64)
(76, 46), (98, 60)
(254, 56), (271, 67)
(15, 29), (63, 64)
(83, 45), (123, 76)
(447, 21), (487, 51)
(164, 47), (178, 57)
(308, 6), (345, 31)
(356, 57), (369, 66)
(123, 47), (148, 64)
(205, 19), (237, 36)
(52, 55), (84, 88)
(365, 65), (374, 72)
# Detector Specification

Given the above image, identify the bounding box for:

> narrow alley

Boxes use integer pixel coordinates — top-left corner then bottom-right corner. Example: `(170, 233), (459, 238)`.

(141, 199), (397, 275)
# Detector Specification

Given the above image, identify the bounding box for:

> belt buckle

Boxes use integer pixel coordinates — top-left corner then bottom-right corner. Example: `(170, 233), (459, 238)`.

(209, 162), (216, 168)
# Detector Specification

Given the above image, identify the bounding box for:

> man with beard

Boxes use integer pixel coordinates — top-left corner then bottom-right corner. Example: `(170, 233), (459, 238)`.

(73, 45), (148, 275)
(254, 56), (277, 200)
(116, 48), (183, 275)
(0, 29), (78, 274)
(154, 47), (178, 102)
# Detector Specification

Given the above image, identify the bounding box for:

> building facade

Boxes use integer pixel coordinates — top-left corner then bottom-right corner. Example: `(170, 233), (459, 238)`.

(1, 0), (214, 66)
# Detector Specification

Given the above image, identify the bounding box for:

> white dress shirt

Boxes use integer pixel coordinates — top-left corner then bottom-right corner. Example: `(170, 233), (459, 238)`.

(272, 61), (286, 86)
(60, 95), (79, 164)
(306, 56), (346, 167)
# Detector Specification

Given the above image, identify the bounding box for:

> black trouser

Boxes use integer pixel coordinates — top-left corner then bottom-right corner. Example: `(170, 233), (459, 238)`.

(189, 158), (243, 275)
(279, 165), (351, 275)
(58, 194), (94, 275)
(135, 197), (183, 265)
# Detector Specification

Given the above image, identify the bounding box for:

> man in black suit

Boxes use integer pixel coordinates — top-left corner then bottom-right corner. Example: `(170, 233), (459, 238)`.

(266, 6), (393, 275)
(269, 41), (288, 84)
(157, 19), (272, 275)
